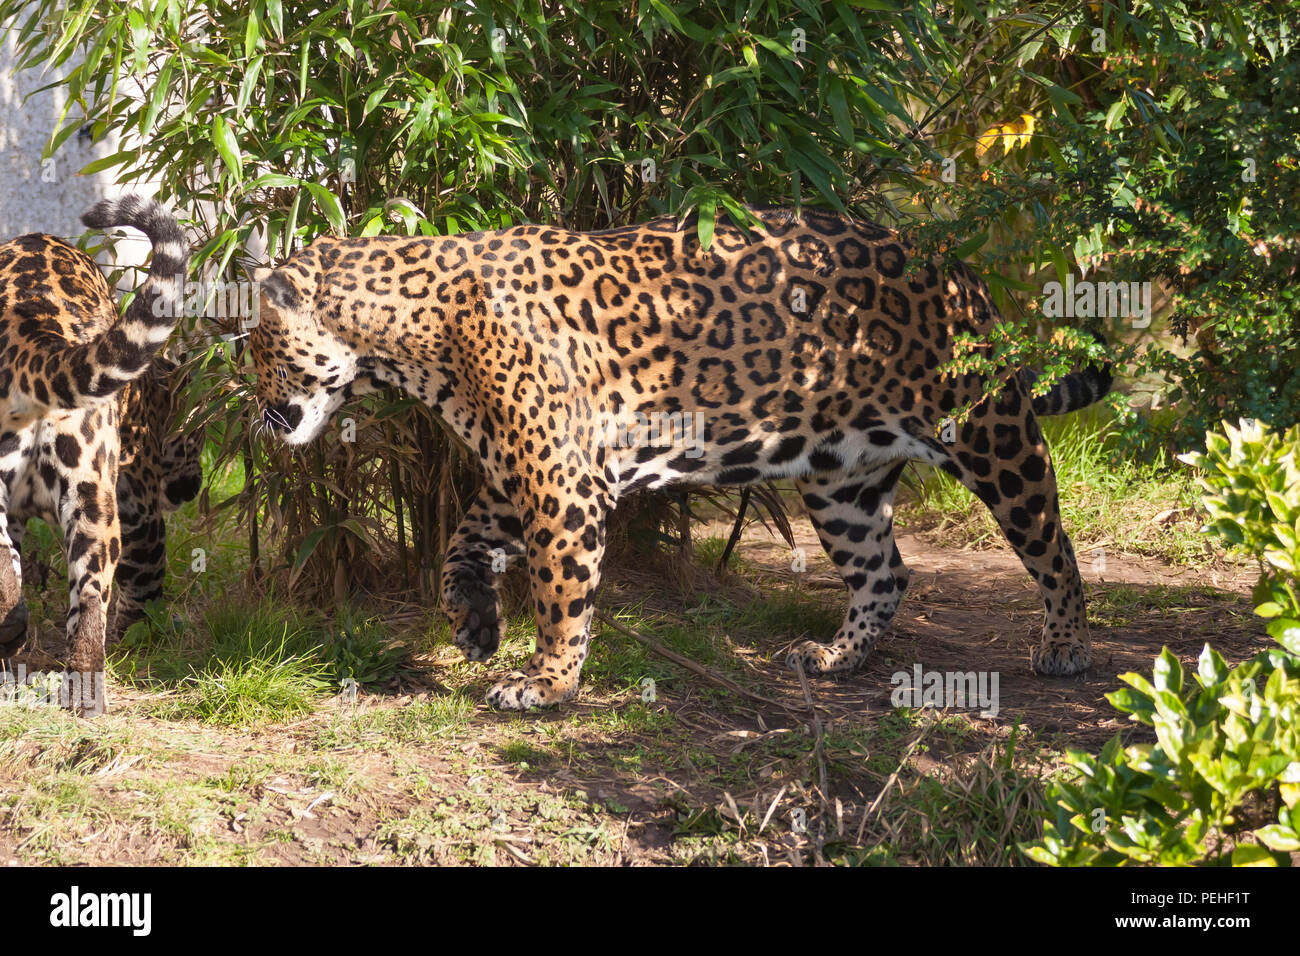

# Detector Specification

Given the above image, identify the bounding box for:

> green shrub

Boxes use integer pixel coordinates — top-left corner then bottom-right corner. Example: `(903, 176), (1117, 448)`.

(1025, 420), (1300, 866)
(320, 614), (408, 687)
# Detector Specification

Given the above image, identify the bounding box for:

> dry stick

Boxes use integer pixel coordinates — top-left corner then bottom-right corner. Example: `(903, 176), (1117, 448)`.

(722, 791), (746, 836)
(792, 658), (830, 798)
(387, 419), (410, 593)
(758, 783), (788, 837)
(793, 657), (830, 865)
(595, 611), (800, 715)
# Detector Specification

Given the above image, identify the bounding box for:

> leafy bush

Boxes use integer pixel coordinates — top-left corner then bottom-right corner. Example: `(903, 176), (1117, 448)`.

(1036, 4), (1300, 453)
(1025, 420), (1300, 866)
(906, 3), (1300, 456)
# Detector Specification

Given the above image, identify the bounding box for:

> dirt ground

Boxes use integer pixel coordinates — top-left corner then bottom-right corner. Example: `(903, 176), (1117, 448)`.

(737, 520), (1260, 751)
(0, 513), (1270, 866)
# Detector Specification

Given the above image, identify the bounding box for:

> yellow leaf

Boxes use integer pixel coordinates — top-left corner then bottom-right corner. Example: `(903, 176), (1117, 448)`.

(1013, 112), (1036, 149)
(975, 125), (1001, 159)
(1001, 124), (1018, 155)
(977, 113), (1036, 158)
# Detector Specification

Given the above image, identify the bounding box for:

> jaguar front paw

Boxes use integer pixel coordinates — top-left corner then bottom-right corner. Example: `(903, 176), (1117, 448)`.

(445, 578), (505, 662)
(786, 637), (869, 675)
(485, 670), (576, 710)
(1031, 638), (1092, 676)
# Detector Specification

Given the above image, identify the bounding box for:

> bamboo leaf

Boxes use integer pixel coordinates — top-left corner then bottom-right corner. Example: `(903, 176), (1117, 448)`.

(213, 115), (244, 181)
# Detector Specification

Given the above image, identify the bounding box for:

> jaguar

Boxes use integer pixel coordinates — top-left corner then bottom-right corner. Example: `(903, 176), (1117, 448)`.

(0, 195), (199, 714)
(247, 206), (1111, 710)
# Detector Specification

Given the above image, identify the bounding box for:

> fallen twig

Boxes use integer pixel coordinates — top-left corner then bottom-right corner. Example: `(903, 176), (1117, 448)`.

(758, 784), (788, 836)
(595, 610), (800, 714)
(793, 657), (829, 864)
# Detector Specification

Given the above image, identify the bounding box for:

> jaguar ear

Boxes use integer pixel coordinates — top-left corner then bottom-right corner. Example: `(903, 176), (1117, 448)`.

(249, 267), (303, 311)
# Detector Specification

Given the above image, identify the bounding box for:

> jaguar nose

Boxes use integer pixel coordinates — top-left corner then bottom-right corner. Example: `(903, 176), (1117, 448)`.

(263, 401), (303, 433)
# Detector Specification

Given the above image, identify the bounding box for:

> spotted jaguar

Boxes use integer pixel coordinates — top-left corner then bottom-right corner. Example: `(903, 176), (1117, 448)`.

(247, 206), (1110, 710)
(0, 195), (198, 714)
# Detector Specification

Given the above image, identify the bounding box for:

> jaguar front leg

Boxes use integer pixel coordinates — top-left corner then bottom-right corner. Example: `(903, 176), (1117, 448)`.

(441, 483), (524, 662)
(485, 479), (611, 710)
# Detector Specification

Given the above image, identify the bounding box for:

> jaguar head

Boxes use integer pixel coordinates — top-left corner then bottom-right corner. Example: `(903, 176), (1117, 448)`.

(247, 262), (361, 445)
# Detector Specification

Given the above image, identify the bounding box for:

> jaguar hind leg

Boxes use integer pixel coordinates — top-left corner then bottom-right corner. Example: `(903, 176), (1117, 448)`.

(110, 469), (168, 638)
(788, 462), (909, 674)
(941, 386), (1092, 675)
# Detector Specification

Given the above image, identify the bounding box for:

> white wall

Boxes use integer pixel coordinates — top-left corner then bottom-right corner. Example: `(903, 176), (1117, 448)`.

(0, 11), (160, 277)
(0, 26), (131, 238)
(1, 11), (267, 281)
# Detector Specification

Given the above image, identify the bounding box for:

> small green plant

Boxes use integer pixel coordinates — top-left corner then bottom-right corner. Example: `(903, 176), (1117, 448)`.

(118, 597), (186, 649)
(693, 535), (741, 573)
(321, 615), (408, 687)
(1025, 420), (1300, 866)
(114, 599), (375, 724)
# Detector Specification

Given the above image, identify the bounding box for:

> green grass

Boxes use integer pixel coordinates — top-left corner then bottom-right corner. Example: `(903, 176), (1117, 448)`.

(656, 710), (1055, 867)
(693, 534), (754, 573)
(110, 598), (412, 726)
(830, 728), (1052, 867)
(497, 739), (552, 769)
(0, 705), (138, 774)
(583, 605), (749, 696)
(1085, 582), (1240, 627)
(313, 693), (478, 749)
(720, 591), (842, 643)
(152, 643), (326, 725)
